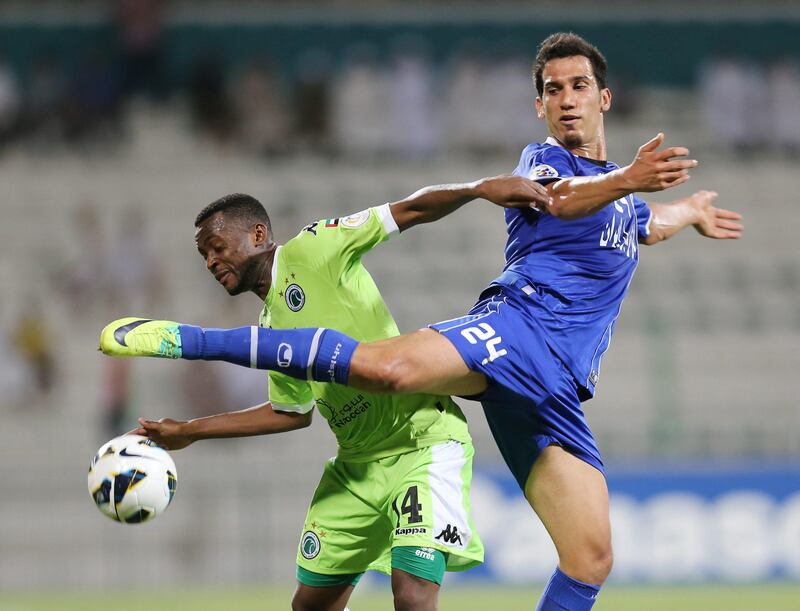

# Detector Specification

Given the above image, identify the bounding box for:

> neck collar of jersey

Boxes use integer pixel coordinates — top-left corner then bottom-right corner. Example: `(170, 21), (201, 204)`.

(545, 136), (609, 167)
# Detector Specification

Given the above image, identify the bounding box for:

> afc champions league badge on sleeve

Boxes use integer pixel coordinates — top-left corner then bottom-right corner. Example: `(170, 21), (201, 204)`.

(341, 210), (370, 229)
(301, 530), (321, 559)
(530, 164), (559, 179)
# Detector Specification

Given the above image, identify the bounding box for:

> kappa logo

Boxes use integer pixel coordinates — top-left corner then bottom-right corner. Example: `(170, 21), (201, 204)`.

(531, 164), (558, 179)
(435, 524), (463, 546)
(395, 527), (428, 536)
(300, 531), (321, 559)
(341, 210), (370, 228)
(285, 284), (305, 312)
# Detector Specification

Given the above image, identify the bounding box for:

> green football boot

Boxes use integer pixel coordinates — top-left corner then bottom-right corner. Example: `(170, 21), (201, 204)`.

(100, 317), (183, 359)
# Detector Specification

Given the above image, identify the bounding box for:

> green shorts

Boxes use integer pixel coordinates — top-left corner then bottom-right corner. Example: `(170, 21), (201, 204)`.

(296, 440), (483, 577)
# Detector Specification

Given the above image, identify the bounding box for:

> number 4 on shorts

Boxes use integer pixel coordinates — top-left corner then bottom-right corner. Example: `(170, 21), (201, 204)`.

(394, 485), (423, 526)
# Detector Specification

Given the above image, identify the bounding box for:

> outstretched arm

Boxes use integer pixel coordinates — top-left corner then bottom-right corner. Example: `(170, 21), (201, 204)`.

(545, 133), (698, 220)
(389, 174), (551, 232)
(130, 402), (312, 450)
(641, 190), (743, 245)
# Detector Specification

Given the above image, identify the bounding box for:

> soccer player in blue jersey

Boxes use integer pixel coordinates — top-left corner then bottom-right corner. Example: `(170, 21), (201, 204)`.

(102, 33), (742, 609)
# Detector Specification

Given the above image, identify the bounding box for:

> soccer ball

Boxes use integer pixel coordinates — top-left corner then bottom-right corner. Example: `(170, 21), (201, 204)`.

(88, 434), (177, 524)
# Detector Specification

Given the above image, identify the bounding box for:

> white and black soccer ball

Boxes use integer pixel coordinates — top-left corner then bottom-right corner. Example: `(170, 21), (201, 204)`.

(88, 434), (177, 524)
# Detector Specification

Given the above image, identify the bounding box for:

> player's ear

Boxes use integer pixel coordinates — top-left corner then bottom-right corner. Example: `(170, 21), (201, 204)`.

(253, 223), (269, 246)
(535, 96), (545, 119)
(600, 88), (612, 113)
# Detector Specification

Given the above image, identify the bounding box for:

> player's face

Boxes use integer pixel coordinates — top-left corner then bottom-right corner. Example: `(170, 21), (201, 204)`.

(195, 213), (263, 296)
(535, 55), (611, 150)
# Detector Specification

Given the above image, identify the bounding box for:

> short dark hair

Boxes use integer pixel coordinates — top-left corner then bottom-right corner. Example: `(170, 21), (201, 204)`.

(533, 32), (608, 96)
(195, 193), (272, 236)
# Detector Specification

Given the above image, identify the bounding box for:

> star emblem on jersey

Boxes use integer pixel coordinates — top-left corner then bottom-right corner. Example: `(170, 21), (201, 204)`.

(301, 531), (321, 559)
(285, 284), (305, 311)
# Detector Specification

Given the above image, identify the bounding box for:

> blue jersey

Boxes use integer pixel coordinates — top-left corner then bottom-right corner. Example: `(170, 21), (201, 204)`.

(495, 137), (652, 399)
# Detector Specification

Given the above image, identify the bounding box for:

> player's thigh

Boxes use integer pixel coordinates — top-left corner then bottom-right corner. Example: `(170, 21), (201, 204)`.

(350, 328), (488, 397)
(524, 446), (611, 571)
(292, 582), (354, 611)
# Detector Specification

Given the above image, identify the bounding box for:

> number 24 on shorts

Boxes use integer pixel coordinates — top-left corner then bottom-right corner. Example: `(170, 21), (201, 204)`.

(461, 323), (507, 365)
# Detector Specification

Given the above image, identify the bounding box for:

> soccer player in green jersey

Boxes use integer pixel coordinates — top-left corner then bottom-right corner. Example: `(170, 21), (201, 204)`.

(119, 175), (550, 611)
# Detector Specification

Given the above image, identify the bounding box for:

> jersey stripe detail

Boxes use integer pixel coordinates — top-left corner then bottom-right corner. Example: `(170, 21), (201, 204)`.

(250, 326), (259, 368)
(429, 441), (471, 549)
(375, 203), (399, 237)
(306, 328), (325, 380)
(272, 400), (316, 415)
(271, 245), (282, 287)
(642, 207), (653, 236)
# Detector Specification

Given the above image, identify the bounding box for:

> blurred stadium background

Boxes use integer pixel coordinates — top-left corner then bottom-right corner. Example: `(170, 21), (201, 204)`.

(0, 1), (798, 609)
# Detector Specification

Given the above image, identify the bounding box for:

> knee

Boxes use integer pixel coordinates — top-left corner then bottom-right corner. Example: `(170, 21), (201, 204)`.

(590, 547), (614, 584)
(562, 544), (614, 585)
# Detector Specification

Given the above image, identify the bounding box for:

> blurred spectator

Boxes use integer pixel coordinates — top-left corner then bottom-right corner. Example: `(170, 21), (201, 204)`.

(607, 68), (640, 118)
(23, 53), (67, 145)
(483, 47), (544, 153)
(60, 202), (107, 316)
(293, 49), (333, 154)
(0, 322), (33, 407)
(116, 0), (167, 102)
(11, 303), (56, 396)
(387, 39), (439, 158)
(699, 55), (763, 155)
(187, 55), (235, 146)
(767, 57), (800, 157)
(180, 360), (227, 418)
(444, 43), (494, 154)
(104, 205), (165, 313)
(231, 58), (289, 157)
(63, 49), (124, 146)
(0, 54), (21, 147)
(332, 45), (391, 158)
(100, 357), (132, 437)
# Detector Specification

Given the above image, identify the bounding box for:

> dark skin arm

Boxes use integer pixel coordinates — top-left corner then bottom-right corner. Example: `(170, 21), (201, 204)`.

(130, 402), (313, 450)
(389, 174), (552, 232)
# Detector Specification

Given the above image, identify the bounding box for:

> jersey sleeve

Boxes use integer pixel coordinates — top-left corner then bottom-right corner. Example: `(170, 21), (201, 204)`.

(514, 143), (577, 184)
(291, 204), (399, 278)
(633, 195), (653, 240)
(269, 371), (315, 414)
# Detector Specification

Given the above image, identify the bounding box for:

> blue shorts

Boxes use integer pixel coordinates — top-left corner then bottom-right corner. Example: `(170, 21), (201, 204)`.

(430, 288), (604, 490)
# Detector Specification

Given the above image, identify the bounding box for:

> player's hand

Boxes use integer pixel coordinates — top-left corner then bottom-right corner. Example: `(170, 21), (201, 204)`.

(622, 133), (698, 192)
(132, 417), (195, 450)
(688, 191), (743, 239)
(477, 174), (552, 211)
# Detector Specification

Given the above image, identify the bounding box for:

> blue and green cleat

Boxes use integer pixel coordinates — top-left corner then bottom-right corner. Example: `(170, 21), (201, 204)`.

(100, 317), (183, 359)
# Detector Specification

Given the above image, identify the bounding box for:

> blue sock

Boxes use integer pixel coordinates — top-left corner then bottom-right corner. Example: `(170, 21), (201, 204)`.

(536, 567), (601, 611)
(178, 325), (358, 384)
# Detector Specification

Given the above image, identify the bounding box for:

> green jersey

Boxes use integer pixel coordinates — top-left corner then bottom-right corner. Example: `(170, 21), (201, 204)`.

(259, 205), (471, 462)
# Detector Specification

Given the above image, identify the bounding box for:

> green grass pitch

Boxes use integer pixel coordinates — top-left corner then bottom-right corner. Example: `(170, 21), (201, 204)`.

(2, 584), (800, 611)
